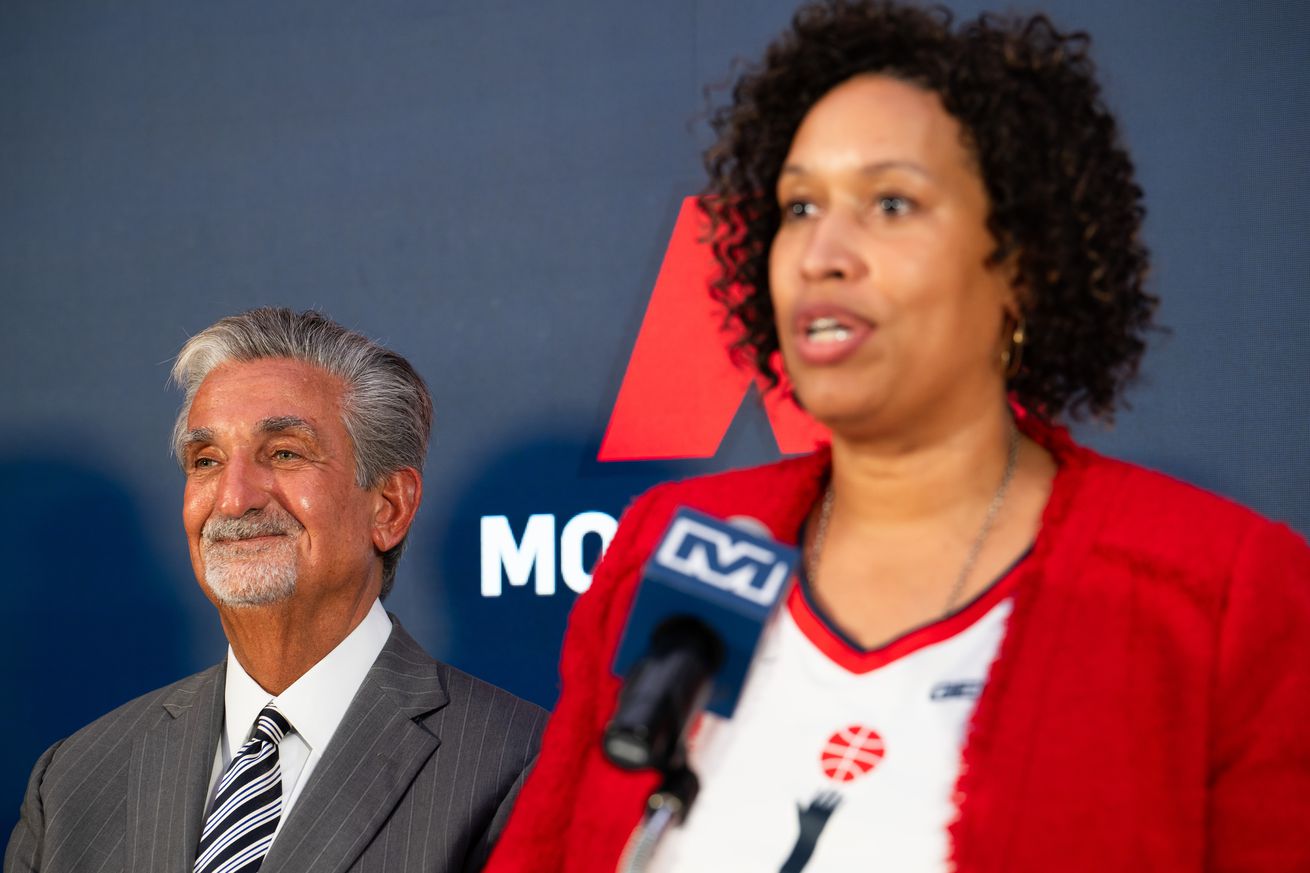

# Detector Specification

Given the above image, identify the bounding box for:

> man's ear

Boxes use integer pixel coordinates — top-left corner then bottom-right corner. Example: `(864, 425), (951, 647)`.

(370, 467), (422, 554)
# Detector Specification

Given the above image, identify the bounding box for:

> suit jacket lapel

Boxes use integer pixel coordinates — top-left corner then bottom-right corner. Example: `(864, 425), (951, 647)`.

(126, 662), (226, 873)
(263, 619), (449, 873)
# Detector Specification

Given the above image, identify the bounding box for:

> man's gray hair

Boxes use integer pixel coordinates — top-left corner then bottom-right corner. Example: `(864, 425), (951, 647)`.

(171, 307), (432, 597)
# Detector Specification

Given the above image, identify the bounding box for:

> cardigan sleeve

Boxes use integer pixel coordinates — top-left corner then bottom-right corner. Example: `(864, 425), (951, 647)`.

(1206, 519), (1310, 873)
(482, 485), (666, 873)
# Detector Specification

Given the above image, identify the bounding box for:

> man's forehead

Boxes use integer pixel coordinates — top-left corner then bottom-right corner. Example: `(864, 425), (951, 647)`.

(187, 359), (345, 433)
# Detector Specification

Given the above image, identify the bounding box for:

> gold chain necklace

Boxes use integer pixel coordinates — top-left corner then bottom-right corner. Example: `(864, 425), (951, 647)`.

(808, 423), (1020, 617)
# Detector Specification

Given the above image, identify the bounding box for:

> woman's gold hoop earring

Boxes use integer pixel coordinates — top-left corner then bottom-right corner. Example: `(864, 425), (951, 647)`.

(1001, 316), (1026, 379)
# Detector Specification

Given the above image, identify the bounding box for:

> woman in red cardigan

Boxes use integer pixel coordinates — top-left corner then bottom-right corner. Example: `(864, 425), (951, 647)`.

(486, 2), (1310, 871)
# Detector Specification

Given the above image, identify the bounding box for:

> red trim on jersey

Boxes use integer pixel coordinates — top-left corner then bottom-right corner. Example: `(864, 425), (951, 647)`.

(787, 563), (1024, 674)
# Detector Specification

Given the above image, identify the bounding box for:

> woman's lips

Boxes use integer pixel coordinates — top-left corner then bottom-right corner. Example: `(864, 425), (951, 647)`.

(791, 305), (874, 366)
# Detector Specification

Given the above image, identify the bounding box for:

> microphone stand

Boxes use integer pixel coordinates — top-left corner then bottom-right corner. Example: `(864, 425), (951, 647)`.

(617, 750), (700, 873)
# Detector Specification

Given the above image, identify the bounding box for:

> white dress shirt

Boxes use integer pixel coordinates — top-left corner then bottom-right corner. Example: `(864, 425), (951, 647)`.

(204, 599), (393, 838)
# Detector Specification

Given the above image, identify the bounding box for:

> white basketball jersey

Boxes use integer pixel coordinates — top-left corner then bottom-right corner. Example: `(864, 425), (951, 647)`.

(644, 570), (1018, 873)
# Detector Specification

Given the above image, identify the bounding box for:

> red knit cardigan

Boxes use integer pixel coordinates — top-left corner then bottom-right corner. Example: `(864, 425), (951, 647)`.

(485, 421), (1310, 873)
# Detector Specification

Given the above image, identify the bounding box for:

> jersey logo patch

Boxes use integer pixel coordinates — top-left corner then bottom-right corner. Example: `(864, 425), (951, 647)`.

(820, 725), (885, 782)
(930, 679), (985, 701)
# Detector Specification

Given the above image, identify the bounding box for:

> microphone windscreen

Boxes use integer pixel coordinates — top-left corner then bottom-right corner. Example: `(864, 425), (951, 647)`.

(611, 507), (799, 718)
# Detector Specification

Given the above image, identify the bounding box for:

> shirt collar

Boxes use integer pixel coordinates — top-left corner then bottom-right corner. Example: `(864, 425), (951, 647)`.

(223, 599), (393, 754)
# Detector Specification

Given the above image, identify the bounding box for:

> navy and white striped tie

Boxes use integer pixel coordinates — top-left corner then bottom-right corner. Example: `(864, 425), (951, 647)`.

(194, 705), (294, 873)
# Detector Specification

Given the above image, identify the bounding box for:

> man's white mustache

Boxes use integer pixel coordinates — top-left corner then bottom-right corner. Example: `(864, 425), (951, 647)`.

(202, 508), (303, 544)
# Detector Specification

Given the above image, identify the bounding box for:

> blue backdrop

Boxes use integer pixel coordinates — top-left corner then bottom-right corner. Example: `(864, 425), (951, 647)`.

(2, 0), (1308, 843)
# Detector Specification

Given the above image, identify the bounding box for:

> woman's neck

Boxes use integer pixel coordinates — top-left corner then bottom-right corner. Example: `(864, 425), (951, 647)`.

(827, 401), (1017, 527)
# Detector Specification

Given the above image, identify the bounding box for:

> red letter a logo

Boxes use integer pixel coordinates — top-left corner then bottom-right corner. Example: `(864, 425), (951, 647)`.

(598, 198), (829, 462)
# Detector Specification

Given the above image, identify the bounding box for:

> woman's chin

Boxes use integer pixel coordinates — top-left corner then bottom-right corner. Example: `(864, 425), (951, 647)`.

(792, 389), (890, 438)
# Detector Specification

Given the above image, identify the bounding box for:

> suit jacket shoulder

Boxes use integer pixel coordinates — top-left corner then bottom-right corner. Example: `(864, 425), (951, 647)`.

(4, 664), (225, 873)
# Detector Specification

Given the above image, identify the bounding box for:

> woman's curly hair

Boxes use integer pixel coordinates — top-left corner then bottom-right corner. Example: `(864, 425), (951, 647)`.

(700, 0), (1156, 421)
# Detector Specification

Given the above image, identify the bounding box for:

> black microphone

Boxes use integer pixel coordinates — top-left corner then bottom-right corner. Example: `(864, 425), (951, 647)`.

(603, 508), (798, 773)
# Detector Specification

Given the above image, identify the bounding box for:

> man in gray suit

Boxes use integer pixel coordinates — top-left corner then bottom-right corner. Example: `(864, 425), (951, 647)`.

(5, 308), (546, 873)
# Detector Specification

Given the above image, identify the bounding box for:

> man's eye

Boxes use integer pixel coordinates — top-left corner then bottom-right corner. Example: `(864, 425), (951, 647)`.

(192, 457), (217, 470)
(272, 449), (301, 461)
(877, 195), (913, 216)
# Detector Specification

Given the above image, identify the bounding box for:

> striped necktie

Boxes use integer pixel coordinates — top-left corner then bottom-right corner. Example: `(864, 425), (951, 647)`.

(194, 705), (294, 873)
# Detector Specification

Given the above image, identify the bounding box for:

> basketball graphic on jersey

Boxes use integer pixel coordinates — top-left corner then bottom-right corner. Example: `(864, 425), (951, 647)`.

(820, 725), (885, 782)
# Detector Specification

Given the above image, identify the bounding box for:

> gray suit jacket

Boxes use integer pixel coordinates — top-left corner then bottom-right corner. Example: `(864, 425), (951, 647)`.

(4, 619), (546, 873)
